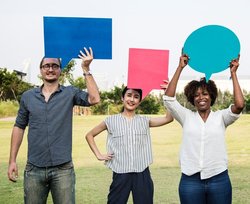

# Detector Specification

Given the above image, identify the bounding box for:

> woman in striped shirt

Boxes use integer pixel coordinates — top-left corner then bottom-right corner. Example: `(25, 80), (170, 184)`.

(85, 86), (173, 204)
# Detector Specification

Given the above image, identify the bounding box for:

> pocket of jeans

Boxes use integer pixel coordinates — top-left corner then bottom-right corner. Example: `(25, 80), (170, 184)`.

(24, 163), (34, 172)
(58, 161), (74, 170)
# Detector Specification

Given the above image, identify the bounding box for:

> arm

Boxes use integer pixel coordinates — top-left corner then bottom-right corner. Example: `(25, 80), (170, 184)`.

(78, 47), (100, 105)
(150, 80), (174, 127)
(149, 111), (173, 127)
(85, 121), (114, 161)
(229, 56), (245, 114)
(8, 126), (25, 182)
(163, 53), (189, 97)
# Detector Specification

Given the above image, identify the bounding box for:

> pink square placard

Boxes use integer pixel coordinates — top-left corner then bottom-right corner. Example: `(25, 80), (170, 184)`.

(127, 48), (169, 99)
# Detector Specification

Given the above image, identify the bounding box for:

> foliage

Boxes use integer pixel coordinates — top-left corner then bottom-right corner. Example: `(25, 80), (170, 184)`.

(104, 84), (126, 105)
(176, 92), (195, 111)
(1, 65), (250, 115)
(245, 92), (250, 113)
(0, 68), (34, 102)
(59, 60), (86, 89)
(213, 90), (233, 110)
(71, 77), (86, 90)
(175, 89), (250, 113)
(91, 86), (124, 115)
(137, 95), (161, 114)
(59, 60), (77, 85)
(91, 85), (162, 115)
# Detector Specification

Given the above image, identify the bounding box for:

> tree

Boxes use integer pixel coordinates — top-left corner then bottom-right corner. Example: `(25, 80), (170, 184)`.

(0, 68), (34, 101)
(59, 60), (76, 85)
(137, 95), (161, 114)
(105, 85), (126, 105)
(91, 85), (163, 115)
(244, 91), (250, 113)
(71, 77), (86, 90)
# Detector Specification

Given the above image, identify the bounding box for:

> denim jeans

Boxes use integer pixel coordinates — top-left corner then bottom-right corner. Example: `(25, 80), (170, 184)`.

(24, 161), (75, 204)
(179, 170), (232, 204)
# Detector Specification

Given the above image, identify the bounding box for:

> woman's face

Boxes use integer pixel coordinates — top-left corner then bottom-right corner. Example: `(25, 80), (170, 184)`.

(122, 89), (141, 111)
(193, 87), (211, 112)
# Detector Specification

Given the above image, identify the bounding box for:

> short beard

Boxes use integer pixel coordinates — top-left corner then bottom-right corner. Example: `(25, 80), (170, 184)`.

(44, 78), (58, 83)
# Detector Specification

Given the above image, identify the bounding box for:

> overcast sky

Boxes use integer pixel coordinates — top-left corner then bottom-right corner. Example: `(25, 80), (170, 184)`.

(1, 0), (249, 90)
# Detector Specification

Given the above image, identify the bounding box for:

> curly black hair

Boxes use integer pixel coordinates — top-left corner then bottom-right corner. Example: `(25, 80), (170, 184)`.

(184, 77), (218, 106)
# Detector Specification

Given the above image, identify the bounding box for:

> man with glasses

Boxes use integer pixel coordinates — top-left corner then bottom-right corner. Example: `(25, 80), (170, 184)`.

(7, 47), (100, 204)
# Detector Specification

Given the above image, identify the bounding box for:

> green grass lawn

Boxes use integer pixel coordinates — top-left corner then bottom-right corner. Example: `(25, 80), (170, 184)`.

(0, 115), (250, 204)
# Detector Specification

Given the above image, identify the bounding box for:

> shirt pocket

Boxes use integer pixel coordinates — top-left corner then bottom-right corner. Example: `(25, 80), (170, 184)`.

(111, 131), (124, 143)
(108, 130), (125, 153)
(134, 130), (148, 146)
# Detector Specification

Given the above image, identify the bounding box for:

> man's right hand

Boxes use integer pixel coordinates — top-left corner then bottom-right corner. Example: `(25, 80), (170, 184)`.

(8, 162), (18, 182)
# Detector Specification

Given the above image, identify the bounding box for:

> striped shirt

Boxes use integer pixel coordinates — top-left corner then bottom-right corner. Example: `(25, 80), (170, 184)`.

(104, 113), (153, 173)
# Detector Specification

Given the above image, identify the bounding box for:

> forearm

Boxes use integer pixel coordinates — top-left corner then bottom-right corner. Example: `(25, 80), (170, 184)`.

(85, 134), (102, 159)
(231, 72), (245, 112)
(165, 66), (183, 97)
(149, 111), (173, 127)
(9, 126), (24, 164)
(84, 75), (100, 105)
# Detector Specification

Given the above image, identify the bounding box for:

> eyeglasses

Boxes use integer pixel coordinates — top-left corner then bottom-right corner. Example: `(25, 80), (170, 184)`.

(41, 63), (60, 70)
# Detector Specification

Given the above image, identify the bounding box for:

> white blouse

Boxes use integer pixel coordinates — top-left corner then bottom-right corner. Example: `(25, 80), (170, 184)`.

(163, 95), (240, 179)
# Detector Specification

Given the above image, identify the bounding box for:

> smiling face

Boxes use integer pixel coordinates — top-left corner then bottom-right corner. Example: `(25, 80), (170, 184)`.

(40, 58), (61, 83)
(184, 77), (218, 109)
(193, 87), (212, 112)
(122, 89), (141, 111)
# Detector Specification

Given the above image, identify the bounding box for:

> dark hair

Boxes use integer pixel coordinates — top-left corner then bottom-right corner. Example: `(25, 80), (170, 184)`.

(184, 77), (218, 106)
(39, 57), (62, 69)
(122, 86), (143, 102)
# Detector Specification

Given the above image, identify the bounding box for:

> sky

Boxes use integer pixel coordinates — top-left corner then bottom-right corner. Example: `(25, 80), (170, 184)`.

(1, 0), (249, 91)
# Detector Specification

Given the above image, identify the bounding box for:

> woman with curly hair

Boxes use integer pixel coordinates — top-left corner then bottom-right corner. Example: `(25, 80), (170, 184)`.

(161, 53), (245, 204)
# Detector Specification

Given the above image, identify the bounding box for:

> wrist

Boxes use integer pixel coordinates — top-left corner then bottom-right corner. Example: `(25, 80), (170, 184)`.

(82, 66), (90, 72)
(83, 70), (92, 76)
(230, 71), (236, 76)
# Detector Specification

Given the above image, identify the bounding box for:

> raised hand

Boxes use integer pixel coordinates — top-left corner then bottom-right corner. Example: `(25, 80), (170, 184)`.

(78, 47), (93, 72)
(229, 54), (240, 73)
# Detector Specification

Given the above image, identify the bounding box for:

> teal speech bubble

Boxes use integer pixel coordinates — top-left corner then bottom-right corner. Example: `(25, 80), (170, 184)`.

(183, 25), (240, 80)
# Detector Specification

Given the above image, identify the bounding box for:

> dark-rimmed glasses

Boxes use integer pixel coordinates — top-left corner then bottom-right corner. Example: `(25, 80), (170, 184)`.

(41, 63), (60, 70)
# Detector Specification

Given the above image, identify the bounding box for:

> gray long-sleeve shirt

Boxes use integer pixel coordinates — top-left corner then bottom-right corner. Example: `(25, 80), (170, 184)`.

(15, 85), (90, 167)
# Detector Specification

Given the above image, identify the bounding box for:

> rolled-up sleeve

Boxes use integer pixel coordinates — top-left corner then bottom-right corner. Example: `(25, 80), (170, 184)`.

(221, 104), (241, 127)
(72, 86), (91, 107)
(14, 94), (29, 129)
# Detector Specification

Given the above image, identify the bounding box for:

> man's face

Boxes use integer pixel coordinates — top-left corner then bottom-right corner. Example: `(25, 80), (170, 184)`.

(40, 58), (61, 83)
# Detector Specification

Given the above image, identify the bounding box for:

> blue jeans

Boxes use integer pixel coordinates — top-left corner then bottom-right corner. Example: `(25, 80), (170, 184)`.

(24, 161), (75, 204)
(179, 170), (232, 204)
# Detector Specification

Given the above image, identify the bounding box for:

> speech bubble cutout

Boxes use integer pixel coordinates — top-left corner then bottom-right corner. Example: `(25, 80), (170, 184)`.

(43, 16), (112, 68)
(183, 25), (240, 80)
(127, 48), (169, 99)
